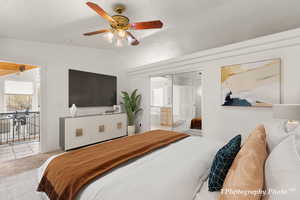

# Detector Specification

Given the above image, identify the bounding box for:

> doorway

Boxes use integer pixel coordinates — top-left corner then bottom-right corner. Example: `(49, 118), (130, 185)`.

(150, 71), (202, 134)
(0, 61), (41, 162)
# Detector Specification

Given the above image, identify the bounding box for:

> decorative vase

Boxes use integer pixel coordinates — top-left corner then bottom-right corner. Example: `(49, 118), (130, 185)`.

(70, 104), (77, 117)
(127, 125), (136, 136)
(113, 105), (121, 113)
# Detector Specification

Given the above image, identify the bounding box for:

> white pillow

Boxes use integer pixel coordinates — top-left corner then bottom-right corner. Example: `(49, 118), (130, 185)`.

(264, 134), (300, 200)
(264, 120), (294, 152)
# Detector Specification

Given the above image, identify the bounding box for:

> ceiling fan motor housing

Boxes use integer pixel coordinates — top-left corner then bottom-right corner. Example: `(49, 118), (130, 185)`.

(111, 15), (130, 30)
(19, 65), (26, 72)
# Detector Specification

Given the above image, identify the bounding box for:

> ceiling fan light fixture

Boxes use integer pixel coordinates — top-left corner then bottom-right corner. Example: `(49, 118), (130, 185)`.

(117, 30), (126, 38)
(106, 31), (114, 43)
(116, 38), (123, 47)
(115, 37), (129, 47)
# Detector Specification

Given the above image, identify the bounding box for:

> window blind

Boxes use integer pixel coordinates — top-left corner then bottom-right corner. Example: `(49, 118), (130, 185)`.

(4, 80), (34, 95)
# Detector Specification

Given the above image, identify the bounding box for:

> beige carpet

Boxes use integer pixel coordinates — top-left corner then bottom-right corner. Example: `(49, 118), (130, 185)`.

(0, 150), (62, 178)
(0, 151), (62, 200)
(0, 169), (45, 200)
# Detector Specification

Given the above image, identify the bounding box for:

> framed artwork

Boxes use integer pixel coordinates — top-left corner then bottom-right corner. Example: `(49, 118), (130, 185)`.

(221, 59), (281, 107)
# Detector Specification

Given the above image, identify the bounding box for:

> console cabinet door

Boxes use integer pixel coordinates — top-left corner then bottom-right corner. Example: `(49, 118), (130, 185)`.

(106, 114), (127, 138)
(91, 115), (114, 143)
(65, 118), (93, 150)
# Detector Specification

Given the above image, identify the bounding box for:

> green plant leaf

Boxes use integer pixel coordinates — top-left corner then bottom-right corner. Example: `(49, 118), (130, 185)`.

(120, 89), (143, 126)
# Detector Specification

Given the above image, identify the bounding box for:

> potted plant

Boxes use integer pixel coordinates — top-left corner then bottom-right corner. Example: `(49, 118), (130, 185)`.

(121, 89), (142, 136)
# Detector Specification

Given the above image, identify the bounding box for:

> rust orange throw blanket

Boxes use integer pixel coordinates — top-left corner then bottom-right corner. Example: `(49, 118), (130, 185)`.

(37, 130), (189, 200)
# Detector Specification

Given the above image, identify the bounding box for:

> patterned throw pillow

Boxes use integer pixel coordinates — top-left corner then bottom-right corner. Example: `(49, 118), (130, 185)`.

(208, 135), (241, 192)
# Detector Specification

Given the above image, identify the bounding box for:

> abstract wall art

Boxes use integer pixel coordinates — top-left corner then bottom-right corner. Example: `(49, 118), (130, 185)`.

(221, 59), (281, 107)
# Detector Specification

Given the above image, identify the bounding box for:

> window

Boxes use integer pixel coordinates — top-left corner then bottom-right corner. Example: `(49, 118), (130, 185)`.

(4, 80), (34, 112)
(4, 80), (33, 95)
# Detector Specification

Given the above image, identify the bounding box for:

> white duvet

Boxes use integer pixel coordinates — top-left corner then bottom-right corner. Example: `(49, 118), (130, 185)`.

(38, 136), (223, 200)
(194, 180), (220, 200)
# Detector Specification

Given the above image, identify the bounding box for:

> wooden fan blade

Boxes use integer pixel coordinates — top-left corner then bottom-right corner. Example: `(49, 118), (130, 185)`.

(130, 20), (163, 30)
(86, 2), (115, 23)
(126, 32), (139, 46)
(83, 29), (110, 36)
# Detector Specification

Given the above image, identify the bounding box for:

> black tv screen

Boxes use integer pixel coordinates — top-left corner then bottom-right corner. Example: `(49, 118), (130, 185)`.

(69, 69), (117, 107)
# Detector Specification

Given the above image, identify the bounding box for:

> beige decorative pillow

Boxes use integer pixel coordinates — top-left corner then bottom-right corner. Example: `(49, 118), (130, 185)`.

(219, 125), (268, 200)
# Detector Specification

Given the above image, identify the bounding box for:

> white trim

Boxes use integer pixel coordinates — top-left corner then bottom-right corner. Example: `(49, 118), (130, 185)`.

(39, 65), (47, 153)
(127, 28), (300, 76)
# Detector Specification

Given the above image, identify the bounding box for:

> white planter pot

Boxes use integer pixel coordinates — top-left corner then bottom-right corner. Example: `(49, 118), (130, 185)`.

(127, 125), (136, 136)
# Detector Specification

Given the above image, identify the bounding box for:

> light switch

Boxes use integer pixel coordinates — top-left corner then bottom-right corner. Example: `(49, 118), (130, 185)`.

(76, 128), (83, 137)
(99, 125), (105, 132)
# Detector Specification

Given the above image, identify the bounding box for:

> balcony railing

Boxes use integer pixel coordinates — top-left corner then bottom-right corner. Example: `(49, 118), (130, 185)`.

(0, 111), (40, 145)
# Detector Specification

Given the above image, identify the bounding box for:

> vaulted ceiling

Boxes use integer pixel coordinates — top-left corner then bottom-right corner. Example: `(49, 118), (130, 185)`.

(1, 0), (300, 68)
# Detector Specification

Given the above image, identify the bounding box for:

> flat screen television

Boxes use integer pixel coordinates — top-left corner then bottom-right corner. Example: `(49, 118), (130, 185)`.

(69, 69), (117, 107)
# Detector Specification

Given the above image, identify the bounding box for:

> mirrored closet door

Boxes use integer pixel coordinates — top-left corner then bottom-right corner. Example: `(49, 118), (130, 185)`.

(150, 75), (173, 131)
(150, 71), (202, 134)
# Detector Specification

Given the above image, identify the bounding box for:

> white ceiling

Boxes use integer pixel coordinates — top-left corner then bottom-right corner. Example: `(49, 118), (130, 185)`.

(1, 0), (300, 68)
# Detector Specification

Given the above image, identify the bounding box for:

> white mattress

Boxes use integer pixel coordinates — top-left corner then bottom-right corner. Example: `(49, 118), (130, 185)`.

(39, 136), (223, 200)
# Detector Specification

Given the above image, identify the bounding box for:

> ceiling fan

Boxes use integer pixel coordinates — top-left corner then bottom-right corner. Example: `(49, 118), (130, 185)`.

(83, 2), (163, 46)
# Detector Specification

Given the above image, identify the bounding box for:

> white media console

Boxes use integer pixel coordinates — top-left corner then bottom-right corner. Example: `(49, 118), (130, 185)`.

(60, 113), (127, 151)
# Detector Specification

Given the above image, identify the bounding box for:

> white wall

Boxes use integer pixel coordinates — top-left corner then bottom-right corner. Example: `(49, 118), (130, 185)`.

(0, 38), (129, 152)
(195, 78), (202, 118)
(128, 28), (300, 142)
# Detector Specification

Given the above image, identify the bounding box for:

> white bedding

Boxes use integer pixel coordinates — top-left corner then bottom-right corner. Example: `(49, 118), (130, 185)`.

(194, 180), (220, 200)
(38, 136), (223, 200)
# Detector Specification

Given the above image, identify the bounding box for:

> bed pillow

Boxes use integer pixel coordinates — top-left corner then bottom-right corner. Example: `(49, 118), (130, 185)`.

(264, 119), (291, 152)
(208, 134), (241, 192)
(264, 134), (300, 200)
(219, 125), (268, 200)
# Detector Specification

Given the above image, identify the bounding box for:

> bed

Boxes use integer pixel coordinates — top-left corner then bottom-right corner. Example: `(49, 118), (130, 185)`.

(39, 121), (297, 200)
(38, 132), (223, 200)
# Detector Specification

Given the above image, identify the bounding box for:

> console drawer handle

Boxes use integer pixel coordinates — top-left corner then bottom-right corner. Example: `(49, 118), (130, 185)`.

(99, 125), (105, 132)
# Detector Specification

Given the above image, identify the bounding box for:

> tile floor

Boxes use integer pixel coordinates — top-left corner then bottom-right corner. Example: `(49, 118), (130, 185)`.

(0, 141), (40, 162)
